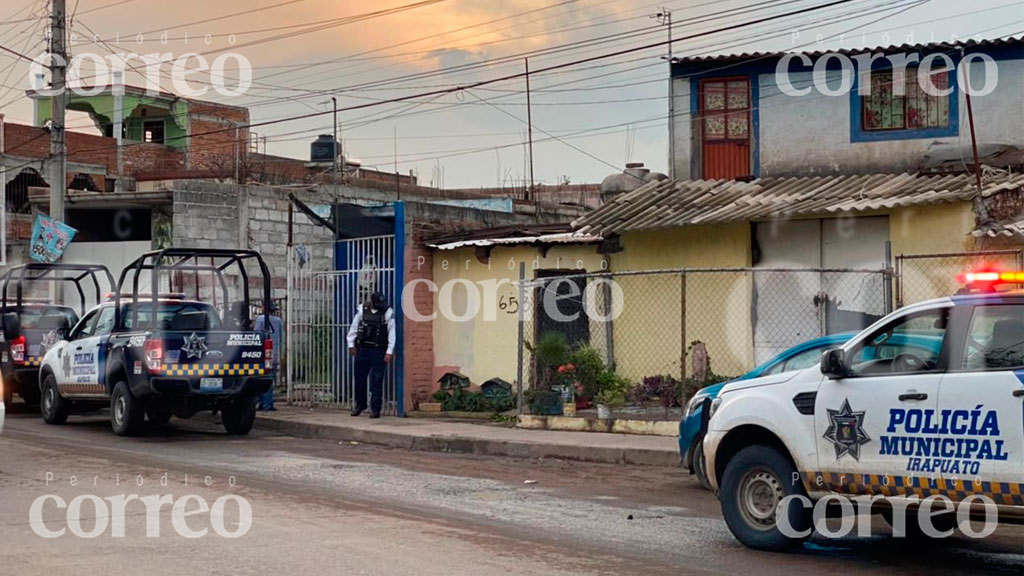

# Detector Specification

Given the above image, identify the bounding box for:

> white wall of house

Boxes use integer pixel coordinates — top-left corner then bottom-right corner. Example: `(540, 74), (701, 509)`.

(672, 56), (1024, 179)
(672, 77), (693, 180)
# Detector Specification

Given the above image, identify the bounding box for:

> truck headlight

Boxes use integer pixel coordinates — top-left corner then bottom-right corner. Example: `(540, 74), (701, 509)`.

(708, 397), (723, 419)
(684, 393), (709, 419)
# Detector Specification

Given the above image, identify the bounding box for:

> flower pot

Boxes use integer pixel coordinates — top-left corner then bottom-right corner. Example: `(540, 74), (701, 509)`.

(562, 402), (577, 417)
(596, 404), (612, 419)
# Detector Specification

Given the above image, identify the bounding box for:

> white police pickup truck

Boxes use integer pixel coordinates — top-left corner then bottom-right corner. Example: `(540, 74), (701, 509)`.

(704, 285), (1023, 550)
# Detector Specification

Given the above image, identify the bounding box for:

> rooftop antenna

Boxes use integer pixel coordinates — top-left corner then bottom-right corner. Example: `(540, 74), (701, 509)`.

(653, 8), (674, 179)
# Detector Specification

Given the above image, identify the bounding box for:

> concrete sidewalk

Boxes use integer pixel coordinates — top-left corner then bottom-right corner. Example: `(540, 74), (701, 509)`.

(256, 406), (681, 467)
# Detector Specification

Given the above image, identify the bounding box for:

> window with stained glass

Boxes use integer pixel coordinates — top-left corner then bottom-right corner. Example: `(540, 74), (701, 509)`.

(702, 79), (749, 141)
(861, 70), (950, 131)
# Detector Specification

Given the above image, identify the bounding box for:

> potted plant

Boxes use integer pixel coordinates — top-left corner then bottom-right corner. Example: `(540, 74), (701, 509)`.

(594, 371), (628, 419)
(555, 362), (579, 416)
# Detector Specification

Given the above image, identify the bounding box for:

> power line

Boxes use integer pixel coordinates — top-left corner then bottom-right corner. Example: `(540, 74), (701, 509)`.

(55, 0), (870, 162)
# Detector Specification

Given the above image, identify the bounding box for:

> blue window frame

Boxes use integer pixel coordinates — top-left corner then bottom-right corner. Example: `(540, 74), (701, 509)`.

(850, 67), (958, 142)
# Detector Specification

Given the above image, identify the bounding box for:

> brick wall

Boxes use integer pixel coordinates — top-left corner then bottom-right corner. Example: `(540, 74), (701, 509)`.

(4, 122), (187, 180)
(403, 238), (435, 407)
(187, 100), (250, 177)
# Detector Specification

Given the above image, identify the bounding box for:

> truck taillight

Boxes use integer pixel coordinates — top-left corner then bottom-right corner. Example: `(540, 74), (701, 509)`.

(143, 339), (163, 373)
(263, 338), (274, 369)
(10, 335), (26, 364)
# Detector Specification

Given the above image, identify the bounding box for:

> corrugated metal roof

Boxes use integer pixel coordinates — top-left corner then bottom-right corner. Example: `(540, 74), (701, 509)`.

(572, 173), (1024, 236)
(973, 219), (1024, 240)
(673, 36), (1024, 66)
(425, 223), (602, 250)
(429, 232), (601, 250)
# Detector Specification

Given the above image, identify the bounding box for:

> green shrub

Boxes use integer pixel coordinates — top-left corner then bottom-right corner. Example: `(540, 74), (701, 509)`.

(594, 371), (630, 407)
(569, 344), (605, 399)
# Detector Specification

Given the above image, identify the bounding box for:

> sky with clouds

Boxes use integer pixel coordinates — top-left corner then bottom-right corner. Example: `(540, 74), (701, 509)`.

(0, 0), (1020, 188)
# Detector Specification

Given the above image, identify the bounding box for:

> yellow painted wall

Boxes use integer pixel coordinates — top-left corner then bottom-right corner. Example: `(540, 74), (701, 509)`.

(890, 202), (976, 256)
(610, 224), (753, 382)
(430, 206), (985, 392)
(431, 244), (607, 386)
(890, 201), (995, 305)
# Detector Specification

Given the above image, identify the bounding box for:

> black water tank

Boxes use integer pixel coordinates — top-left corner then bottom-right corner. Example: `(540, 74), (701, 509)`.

(310, 134), (339, 163)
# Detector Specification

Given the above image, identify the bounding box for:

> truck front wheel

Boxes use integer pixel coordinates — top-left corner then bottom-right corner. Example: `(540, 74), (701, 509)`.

(40, 374), (68, 425)
(111, 381), (145, 436)
(222, 397), (257, 435)
(720, 444), (811, 551)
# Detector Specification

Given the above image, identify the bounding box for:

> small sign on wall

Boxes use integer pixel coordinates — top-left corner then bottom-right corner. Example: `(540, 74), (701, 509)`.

(30, 214), (77, 263)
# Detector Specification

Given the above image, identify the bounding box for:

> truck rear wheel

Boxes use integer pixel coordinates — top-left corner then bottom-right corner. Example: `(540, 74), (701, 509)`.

(111, 381), (145, 436)
(41, 374), (68, 425)
(720, 444), (811, 551)
(222, 397), (257, 435)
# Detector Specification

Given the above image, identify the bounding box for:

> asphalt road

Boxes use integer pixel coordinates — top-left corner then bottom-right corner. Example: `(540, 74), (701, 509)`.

(0, 408), (1022, 576)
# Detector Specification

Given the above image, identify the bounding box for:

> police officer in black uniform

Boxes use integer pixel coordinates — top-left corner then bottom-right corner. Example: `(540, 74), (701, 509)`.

(346, 291), (395, 418)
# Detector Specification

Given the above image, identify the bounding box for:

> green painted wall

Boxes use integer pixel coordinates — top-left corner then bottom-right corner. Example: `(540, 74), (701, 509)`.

(33, 93), (189, 150)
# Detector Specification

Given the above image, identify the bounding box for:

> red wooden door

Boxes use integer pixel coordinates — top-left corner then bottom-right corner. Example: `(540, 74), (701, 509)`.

(700, 78), (751, 180)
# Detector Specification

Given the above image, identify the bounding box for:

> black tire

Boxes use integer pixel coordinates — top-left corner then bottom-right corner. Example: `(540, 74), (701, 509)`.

(691, 436), (713, 491)
(20, 380), (41, 406)
(222, 397), (257, 435)
(110, 381), (145, 436)
(40, 373), (69, 425)
(146, 405), (173, 425)
(720, 444), (811, 551)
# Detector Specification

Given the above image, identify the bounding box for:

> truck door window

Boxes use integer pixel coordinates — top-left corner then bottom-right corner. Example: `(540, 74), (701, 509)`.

(93, 307), (116, 336)
(69, 310), (100, 340)
(963, 305), (1024, 371)
(847, 308), (948, 376)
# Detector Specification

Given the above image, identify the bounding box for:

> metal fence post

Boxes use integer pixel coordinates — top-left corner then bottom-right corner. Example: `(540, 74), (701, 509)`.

(894, 254), (903, 309)
(516, 261), (526, 415)
(680, 270), (686, 381)
(286, 248), (293, 405)
(883, 241), (893, 314)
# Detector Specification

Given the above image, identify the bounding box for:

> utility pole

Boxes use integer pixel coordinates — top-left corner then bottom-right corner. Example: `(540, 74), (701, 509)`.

(960, 49), (983, 195)
(331, 96), (338, 180)
(524, 58), (535, 202)
(49, 0), (67, 224)
(655, 8), (675, 180)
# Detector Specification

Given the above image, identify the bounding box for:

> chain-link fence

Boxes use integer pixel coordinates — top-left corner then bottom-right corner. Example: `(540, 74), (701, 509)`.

(517, 267), (890, 395)
(895, 249), (1024, 307)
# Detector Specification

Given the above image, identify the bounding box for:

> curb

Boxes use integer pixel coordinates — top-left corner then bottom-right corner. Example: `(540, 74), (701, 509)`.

(257, 416), (682, 467)
(516, 414), (678, 437)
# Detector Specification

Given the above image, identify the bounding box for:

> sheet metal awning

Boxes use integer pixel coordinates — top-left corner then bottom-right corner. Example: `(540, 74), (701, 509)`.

(572, 173), (1024, 236)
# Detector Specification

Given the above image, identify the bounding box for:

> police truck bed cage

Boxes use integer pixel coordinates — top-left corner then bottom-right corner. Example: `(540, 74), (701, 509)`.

(115, 248), (272, 332)
(0, 263), (116, 316)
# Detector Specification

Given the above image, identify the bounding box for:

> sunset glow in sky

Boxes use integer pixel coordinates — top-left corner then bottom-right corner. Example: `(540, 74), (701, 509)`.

(1, 0), (1021, 187)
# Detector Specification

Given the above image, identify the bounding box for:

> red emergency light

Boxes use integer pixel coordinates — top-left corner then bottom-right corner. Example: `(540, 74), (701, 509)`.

(956, 271), (1024, 285)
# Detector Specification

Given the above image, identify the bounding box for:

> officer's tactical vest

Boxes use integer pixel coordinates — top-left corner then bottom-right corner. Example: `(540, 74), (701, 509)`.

(357, 305), (389, 348)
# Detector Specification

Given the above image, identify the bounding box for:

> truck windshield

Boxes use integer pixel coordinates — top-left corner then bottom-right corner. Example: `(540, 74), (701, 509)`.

(121, 302), (223, 331)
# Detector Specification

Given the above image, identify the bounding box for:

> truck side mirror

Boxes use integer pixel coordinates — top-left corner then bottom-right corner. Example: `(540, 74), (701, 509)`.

(820, 348), (847, 379)
(2, 312), (20, 341)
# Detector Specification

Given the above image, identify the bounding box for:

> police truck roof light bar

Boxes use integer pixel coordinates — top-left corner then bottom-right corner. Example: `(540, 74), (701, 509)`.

(957, 270), (1024, 285)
